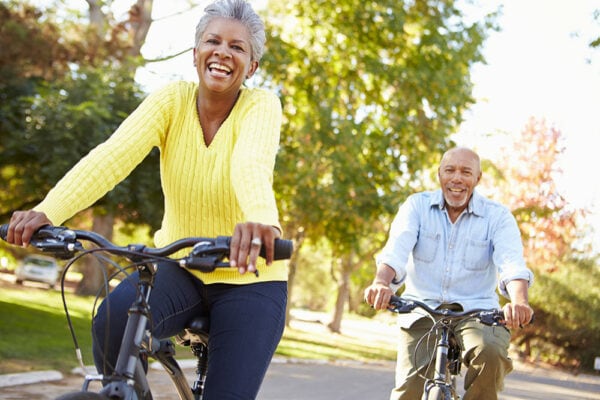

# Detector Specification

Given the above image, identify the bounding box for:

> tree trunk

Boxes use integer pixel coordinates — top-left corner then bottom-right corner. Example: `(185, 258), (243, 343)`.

(128, 0), (154, 57)
(327, 254), (352, 333)
(75, 213), (114, 296)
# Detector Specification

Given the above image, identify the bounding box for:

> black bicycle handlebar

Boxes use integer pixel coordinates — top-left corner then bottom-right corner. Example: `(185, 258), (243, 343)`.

(0, 224), (293, 271)
(388, 295), (506, 326)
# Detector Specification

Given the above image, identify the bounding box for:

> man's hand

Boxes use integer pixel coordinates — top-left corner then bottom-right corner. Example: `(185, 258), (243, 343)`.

(502, 302), (534, 329)
(364, 263), (398, 310)
(364, 282), (395, 310)
(504, 279), (534, 329)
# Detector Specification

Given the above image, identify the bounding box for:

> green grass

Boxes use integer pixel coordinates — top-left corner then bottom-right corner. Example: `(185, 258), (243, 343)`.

(278, 326), (395, 362)
(0, 284), (396, 375)
(0, 285), (96, 374)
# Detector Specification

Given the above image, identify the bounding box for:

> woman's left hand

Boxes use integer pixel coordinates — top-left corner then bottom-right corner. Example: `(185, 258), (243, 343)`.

(229, 222), (281, 275)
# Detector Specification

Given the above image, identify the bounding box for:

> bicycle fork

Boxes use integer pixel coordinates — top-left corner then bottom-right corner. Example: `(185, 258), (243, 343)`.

(422, 322), (457, 400)
(97, 264), (156, 400)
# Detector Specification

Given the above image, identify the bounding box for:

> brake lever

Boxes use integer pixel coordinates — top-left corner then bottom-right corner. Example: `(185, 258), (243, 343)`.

(388, 298), (417, 314)
(478, 310), (505, 326)
(29, 226), (82, 259)
(182, 237), (259, 276)
(180, 238), (229, 272)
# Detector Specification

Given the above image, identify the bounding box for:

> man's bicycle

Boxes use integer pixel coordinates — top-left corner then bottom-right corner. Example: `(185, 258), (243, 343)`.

(388, 295), (509, 400)
(0, 224), (293, 400)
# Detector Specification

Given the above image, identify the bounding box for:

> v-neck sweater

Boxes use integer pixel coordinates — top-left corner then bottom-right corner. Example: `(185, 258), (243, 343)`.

(34, 81), (286, 284)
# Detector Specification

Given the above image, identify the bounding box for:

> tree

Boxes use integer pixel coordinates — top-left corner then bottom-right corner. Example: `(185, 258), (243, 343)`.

(590, 8), (599, 48)
(0, 0), (160, 295)
(484, 118), (583, 271)
(261, 0), (499, 330)
(479, 117), (599, 371)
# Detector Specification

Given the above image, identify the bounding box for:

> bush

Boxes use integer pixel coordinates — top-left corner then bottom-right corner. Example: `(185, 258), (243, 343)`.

(512, 257), (600, 372)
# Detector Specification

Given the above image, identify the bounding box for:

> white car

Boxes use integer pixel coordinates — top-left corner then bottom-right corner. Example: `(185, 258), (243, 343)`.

(15, 255), (60, 289)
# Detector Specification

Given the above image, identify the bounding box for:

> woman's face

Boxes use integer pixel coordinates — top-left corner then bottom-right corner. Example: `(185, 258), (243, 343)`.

(193, 17), (258, 95)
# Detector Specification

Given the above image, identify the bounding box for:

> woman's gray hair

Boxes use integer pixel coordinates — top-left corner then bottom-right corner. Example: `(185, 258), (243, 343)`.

(194, 0), (266, 62)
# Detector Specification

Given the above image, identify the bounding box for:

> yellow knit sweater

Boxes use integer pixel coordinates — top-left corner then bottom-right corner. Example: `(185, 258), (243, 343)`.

(34, 81), (287, 284)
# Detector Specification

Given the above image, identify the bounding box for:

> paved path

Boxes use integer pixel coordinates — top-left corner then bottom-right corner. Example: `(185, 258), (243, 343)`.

(1, 357), (599, 400)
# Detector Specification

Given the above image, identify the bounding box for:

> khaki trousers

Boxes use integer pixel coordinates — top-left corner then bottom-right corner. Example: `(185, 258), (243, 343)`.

(390, 314), (513, 400)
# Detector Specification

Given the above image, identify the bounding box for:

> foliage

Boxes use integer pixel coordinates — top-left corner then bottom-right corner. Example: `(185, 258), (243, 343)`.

(520, 257), (600, 371)
(0, 65), (163, 227)
(262, 0), (498, 250)
(289, 239), (336, 311)
(0, 1), (163, 231)
(260, 0), (499, 329)
(481, 118), (599, 372)
(481, 118), (586, 271)
(0, 1), (81, 81)
(590, 8), (600, 48)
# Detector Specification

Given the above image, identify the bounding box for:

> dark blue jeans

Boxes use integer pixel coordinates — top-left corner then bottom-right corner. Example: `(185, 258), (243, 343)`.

(92, 262), (287, 400)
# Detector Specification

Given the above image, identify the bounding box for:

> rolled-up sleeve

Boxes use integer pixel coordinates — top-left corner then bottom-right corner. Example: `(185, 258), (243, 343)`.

(494, 208), (534, 298)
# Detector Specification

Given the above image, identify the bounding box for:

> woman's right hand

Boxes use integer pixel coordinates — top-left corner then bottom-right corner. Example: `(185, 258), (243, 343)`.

(6, 210), (52, 247)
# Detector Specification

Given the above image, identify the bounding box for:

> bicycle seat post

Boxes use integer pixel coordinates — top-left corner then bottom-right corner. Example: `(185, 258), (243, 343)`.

(190, 341), (208, 399)
(175, 317), (210, 400)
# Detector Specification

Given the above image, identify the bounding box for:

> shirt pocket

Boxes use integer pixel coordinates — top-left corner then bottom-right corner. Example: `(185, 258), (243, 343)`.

(464, 238), (491, 271)
(413, 231), (440, 263)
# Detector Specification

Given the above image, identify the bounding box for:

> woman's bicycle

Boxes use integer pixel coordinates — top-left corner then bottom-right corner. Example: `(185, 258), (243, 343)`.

(0, 224), (293, 400)
(387, 295), (509, 400)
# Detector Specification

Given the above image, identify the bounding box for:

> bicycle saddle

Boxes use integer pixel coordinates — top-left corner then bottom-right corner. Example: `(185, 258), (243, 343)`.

(175, 316), (210, 346)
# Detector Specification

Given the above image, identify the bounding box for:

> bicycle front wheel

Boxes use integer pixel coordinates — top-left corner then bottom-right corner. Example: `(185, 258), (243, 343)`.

(55, 392), (108, 400)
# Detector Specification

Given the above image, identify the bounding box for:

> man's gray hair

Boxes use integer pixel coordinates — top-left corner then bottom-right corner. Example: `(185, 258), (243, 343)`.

(194, 0), (266, 62)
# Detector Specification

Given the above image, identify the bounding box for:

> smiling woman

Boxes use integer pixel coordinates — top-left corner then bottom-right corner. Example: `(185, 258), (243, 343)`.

(3, 0), (289, 398)
(193, 15), (260, 145)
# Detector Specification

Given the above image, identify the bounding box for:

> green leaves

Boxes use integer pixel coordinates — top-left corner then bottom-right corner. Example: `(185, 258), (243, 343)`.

(262, 0), (497, 255)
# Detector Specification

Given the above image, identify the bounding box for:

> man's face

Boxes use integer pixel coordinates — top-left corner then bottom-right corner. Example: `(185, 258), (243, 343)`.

(437, 149), (481, 212)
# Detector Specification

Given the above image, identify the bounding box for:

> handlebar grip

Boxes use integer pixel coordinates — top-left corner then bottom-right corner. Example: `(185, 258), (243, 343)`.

(216, 237), (293, 260)
(264, 239), (294, 260)
(0, 223), (70, 241)
(0, 224), (8, 241)
(0, 224), (79, 259)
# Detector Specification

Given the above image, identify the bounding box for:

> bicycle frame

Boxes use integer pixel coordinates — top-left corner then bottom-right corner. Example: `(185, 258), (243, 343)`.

(421, 317), (459, 400)
(388, 296), (505, 400)
(79, 262), (196, 400)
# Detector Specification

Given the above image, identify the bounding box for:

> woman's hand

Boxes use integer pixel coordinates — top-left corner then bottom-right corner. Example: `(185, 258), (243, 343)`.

(7, 210), (53, 247)
(228, 222), (281, 275)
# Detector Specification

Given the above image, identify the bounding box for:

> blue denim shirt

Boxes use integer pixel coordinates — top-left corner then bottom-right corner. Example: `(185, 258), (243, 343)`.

(376, 189), (533, 312)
